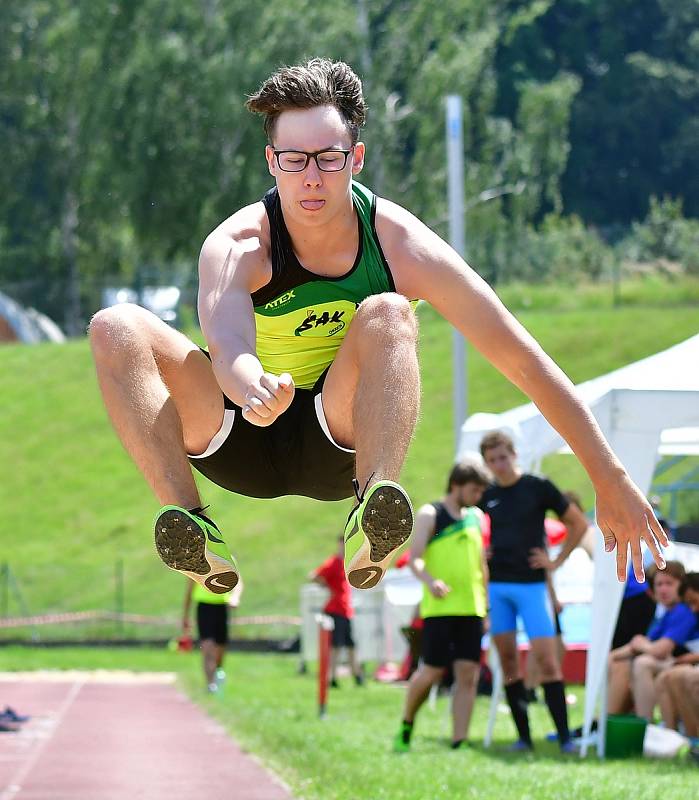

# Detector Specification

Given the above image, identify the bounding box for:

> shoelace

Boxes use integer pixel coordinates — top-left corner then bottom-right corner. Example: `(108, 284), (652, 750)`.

(345, 472), (376, 527)
(188, 504), (220, 531)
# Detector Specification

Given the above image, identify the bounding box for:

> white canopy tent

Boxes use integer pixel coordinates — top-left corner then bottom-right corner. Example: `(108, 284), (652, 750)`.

(458, 332), (699, 756)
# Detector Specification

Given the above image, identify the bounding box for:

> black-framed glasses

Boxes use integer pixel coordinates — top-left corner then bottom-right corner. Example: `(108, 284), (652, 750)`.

(273, 148), (354, 173)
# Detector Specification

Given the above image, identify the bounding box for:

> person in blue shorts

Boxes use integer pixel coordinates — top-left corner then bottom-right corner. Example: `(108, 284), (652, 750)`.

(478, 431), (589, 752)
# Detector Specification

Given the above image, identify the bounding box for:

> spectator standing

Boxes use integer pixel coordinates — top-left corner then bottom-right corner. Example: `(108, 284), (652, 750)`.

(310, 536), (363, 688)
(478, 431), (588, 752)
(183, 576), (244, 693)
(394, 461), (490, 751)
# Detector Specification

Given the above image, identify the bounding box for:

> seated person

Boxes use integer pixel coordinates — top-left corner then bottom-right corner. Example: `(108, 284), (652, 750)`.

(608, 561), (695, 717)
(655, 573), (699, 747)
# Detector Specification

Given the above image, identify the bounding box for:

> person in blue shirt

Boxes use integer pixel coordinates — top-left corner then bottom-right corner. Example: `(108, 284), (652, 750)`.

(608, 561), (693, 716)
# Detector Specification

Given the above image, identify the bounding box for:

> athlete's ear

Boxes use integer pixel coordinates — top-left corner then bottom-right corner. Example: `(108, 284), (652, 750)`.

(265, 145), (276, 177)
(351, 142), (365, 175)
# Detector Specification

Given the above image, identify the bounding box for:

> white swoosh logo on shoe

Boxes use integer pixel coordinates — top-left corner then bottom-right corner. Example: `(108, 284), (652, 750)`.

(208, 576), (230, 590)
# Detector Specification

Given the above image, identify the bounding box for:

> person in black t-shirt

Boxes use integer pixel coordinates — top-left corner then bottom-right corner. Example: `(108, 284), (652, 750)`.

(478, 431), (588, 752)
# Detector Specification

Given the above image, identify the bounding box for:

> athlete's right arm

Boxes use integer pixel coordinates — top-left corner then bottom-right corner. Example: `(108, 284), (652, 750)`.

(409, 505), (450, 598)
(198, 224), (294, 426)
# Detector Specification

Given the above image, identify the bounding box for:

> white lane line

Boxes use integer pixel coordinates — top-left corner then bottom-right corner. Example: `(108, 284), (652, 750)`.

(0, 680), (84, 800)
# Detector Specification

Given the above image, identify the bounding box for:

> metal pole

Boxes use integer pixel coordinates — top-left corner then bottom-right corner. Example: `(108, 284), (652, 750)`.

(446, 95), (467, 456)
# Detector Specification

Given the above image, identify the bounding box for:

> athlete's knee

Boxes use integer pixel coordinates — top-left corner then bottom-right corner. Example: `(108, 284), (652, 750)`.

(88, 304), (150, 359)
(355, 293), (417, 341)
(631, 653), (655, 677)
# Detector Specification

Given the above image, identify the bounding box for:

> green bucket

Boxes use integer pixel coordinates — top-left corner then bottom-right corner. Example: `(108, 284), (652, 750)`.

(605, 714), (647, 758)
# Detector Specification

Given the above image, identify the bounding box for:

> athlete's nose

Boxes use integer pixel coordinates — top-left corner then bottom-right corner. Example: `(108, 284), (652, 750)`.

(304, 157), (323, 188)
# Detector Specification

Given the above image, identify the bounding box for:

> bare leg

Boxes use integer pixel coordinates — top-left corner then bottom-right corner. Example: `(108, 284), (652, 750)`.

(679, 667), (699, 738)
(403, 664), (443, 723)
(201, 639), (218, 687)
(329, 647), (340, 683)
(657, 669), (679, 730)
(348, 646), (362, 679)
(89, 304), (224, 507)
(632, 654), (666, 720)
(215, 644), (226, 670)
(529, 637), (563, 683)
(607, 654), (633, 714)
(452, 660), (480, 743)
(322, 294), (419, 488)
(493, 632), (520, 684)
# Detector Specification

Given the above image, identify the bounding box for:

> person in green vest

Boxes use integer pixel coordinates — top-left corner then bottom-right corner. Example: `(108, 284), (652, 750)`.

(394, 460), (491, 751)
(183, 576), (244, 693)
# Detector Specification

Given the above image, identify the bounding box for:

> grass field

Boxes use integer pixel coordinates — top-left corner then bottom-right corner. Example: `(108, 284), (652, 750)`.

(1, 278), (699, 634)
(0, 646), (696, 799)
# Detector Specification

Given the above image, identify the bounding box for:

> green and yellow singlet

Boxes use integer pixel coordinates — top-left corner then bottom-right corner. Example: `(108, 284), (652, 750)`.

(420, 503), (487, 619)
(253, 181), (400, 389)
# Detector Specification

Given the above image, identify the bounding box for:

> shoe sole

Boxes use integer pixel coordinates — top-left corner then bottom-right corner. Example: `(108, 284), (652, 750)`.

(154, 509), (238, 594)
(347, 484), (413, 590)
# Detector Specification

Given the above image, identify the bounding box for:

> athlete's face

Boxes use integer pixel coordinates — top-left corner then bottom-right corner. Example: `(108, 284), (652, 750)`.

(456, 482), (485, 508)
(683, 586), (699, 613)
(482, 444), (519, 484)
(651, 572), (682, 607)
(265, 105), (365, 228)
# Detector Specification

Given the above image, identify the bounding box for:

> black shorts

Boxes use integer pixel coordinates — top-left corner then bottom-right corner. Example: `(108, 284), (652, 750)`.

(329, 614), (355, 648)
(189, 360), (355, 501)
(196, 602), (229, 645)
(421, 616), (484, 667)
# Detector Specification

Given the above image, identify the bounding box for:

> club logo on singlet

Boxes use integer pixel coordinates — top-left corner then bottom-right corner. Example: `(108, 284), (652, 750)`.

(294, 308), (346, 337)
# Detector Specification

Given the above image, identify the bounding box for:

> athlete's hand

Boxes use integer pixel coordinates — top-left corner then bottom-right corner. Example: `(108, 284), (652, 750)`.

(241, 372), (295, 427)
(528, 547), (555, 571)
(428, 579), (451, 598)
(594, 474), (668, 582)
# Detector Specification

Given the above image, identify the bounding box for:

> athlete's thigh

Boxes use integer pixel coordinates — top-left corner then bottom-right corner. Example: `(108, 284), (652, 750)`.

(488, 583), (518, 636)
(514, 582), (555, 640)
(319, 315), (364, 449)
(121, 304), (224, 453)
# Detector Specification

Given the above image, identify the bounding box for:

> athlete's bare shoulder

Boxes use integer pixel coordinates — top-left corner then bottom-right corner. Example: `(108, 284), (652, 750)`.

(199, 200), (271, 294)
(372, 195), (457, 299)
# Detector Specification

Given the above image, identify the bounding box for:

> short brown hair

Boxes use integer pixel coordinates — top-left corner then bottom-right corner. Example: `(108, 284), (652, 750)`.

(647, 559), (686, 589)
(446, 460), (491, 493)
(479, 430), (515, 458)
(246, 59), (367, 145)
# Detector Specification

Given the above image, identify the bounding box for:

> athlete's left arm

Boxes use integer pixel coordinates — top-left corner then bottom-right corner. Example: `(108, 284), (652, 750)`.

(375, 200), (668, 582)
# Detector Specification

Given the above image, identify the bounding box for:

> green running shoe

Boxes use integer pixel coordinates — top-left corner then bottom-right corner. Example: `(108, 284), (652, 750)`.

(344, 478), (413, 590)
(154, 505), (239, 594)
(393, 721), (413, 753)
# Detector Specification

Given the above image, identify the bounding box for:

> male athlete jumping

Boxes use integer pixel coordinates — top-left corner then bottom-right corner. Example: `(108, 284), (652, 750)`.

(89, 58), (667, 595)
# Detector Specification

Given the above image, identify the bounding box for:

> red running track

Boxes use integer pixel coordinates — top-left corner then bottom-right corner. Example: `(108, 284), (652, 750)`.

(0, 673), (292, 800)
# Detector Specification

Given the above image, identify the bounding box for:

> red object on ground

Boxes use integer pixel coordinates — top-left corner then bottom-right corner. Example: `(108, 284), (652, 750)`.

(318, 623), (332, 717)
(0, 675), (291, 799)
(394, 551), (410, 569)
(313, 555), (353, 618)
(177, 635), (193, 652)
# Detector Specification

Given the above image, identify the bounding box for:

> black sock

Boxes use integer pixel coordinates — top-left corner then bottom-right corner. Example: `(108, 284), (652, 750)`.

(542, 680), (570, 744)
(451, 739), (464, 749)
(504, 680), (532, 745)
(400, 719), (414, 744)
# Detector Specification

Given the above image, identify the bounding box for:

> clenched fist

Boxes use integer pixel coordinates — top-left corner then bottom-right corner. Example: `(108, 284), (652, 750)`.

(241, 372), (295, 427)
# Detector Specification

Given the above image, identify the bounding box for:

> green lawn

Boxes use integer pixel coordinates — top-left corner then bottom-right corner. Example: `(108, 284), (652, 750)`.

(0, 646), (695, 799)
(1, 279), (699, 634)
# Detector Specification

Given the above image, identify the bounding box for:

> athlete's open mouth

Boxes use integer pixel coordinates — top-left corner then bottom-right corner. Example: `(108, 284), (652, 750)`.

(300, 199), (325, 211)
